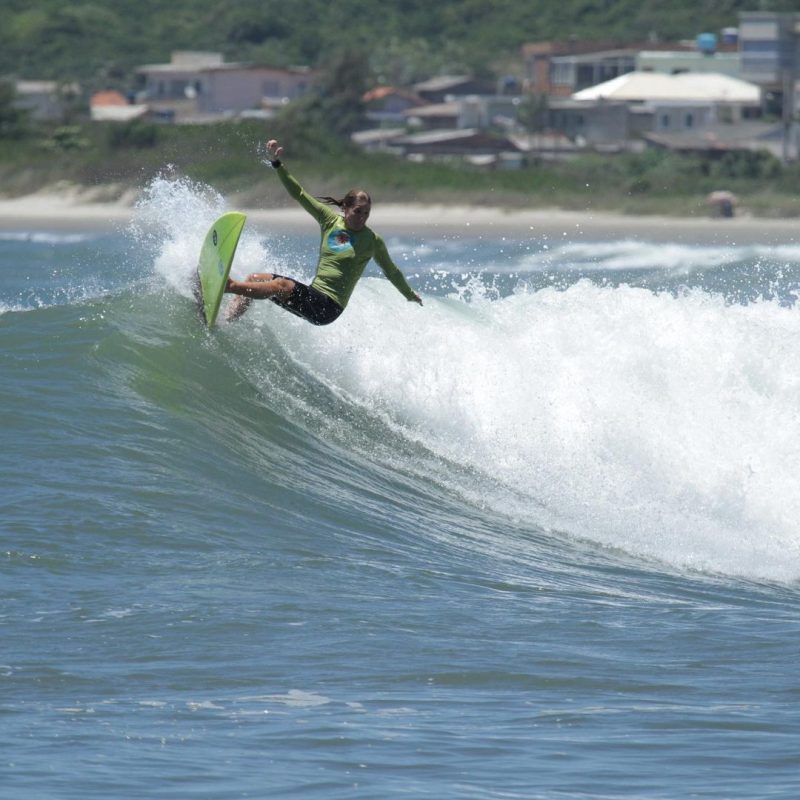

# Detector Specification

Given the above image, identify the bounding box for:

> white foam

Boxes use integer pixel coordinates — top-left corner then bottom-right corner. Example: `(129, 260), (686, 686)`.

(519, 240), (740, 273)
(0, 231), (96, 244)
(240, 690), (331, 708)
(279, 278), (800, 582)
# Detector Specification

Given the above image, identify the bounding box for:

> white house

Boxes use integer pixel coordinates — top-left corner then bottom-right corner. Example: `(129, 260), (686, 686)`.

(136, 51), (314, 121)
(572, 71), (762, 129)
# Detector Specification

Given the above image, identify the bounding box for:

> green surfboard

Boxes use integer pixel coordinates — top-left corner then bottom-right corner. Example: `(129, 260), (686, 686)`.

(195, 212), (247, 326)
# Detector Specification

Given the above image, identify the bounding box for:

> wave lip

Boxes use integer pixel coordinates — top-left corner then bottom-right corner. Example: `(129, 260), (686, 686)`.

(258, 275), (800, 583)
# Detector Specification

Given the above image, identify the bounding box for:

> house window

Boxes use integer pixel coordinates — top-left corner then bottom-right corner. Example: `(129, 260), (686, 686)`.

(741, 40), (781, 73)
(685, 113), (694, 128)
(660, 114), (670, 129)
(576, 64), (595, 89)
(550, 62), (573, 86)
(741, 40), (779, 55)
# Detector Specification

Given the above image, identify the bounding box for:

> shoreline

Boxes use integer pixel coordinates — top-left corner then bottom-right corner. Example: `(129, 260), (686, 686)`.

(0, 191), (798, 245)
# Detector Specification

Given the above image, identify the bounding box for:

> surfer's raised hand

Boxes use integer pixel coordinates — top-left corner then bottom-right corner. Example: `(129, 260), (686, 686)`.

(265, 139), (284, 164)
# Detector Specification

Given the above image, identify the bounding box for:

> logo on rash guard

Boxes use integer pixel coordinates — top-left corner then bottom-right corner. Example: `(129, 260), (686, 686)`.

(327, 229), (354, 252)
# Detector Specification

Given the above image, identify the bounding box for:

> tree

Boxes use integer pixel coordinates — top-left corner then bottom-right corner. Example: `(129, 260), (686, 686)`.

(278, 50), (370, 144)
(518, 93), (549, 135)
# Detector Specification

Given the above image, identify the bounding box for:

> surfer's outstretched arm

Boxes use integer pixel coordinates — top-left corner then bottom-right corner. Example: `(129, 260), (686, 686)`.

(265, 139), (339, 226)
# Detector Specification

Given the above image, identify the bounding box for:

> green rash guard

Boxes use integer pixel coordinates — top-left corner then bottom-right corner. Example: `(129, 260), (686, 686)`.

(274, 164), (417, 309)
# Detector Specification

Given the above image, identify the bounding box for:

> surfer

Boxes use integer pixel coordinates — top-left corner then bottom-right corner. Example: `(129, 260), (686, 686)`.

(225, 139), (422, 325)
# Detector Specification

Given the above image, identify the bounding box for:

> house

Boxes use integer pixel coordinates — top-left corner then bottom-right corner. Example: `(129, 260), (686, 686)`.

(196, 64), (313, 115)
(572, 71), (761, 126)
(412, 75), (495, 104)
(351, 127), (406, 152)
(537, 71), (762, 150)
(136, 51), (314, 121)
(362, 87), (425, 125)
(546, 99), (632, 146)
(404, 101), (464, 130)
(404, 95), (522, 132)
(14, 80), (80, 122)
(387, 128), (522, 167)
(137, 51), (223, 101)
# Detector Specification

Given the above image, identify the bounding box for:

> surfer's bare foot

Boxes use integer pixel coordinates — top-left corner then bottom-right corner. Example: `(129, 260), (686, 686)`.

(225, 295), (252, 321)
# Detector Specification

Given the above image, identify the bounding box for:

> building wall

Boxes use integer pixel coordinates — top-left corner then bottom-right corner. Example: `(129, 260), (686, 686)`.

(739, 12), (800, 88)
(141, 70), (203, 100)
(15, 82), (73, 121)
(550, 52), (637, 95)
(547, 102), (630, 144)
(650, 104), (714, 132)
(546, 100), (719, 145)
(198, 68), (311, 114)
(637, 50), (742, 77)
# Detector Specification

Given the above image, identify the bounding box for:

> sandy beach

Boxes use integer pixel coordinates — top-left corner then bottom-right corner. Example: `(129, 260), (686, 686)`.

(0, 188), (798, 245)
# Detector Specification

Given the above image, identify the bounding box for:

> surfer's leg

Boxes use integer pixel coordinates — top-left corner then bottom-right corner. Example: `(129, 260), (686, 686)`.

(225, 273), (295, 320)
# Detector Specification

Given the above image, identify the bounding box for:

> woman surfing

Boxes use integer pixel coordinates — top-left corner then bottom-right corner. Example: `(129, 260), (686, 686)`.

(225, 139), (422, 325)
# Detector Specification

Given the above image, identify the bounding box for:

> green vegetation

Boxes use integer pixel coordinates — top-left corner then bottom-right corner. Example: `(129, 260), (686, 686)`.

(0, 83), (29, 139)
(2, 116), (799, 217)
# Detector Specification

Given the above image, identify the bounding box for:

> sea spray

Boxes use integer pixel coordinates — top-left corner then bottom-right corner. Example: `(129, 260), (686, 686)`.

(129, 173), (292, 297)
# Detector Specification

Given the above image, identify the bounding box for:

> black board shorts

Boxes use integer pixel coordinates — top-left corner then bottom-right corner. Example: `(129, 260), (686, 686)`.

(268, 275), (344, 326)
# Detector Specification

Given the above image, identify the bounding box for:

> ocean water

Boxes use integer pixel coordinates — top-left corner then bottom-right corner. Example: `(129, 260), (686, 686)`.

(2, 178), (800, 799)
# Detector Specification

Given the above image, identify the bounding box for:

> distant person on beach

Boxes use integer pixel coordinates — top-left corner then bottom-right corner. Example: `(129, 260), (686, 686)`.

(225, 139), (422, 325)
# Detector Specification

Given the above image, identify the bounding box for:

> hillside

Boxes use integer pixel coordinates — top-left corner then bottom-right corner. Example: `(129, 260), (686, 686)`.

(2, 0), (796, 92)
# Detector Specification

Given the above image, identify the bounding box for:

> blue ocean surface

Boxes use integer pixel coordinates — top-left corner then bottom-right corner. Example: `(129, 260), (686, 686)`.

(2, 178), (800, 799)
